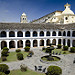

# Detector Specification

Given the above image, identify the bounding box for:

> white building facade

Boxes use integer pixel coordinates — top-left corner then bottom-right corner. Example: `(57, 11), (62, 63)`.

(0, 3), (75, 50)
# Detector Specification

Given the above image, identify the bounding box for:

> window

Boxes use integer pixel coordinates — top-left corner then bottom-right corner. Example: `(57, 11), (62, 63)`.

(65, 17), (68, 20)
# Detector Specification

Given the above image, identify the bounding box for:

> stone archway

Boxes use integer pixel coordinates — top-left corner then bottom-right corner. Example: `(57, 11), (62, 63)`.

(1, 41), (7, 49)
(17, 31), (23, 37)
(67, 39), (70, 47)
(25, 40), (31, 47)
(9, 41), (15, 48)
(1, 31), (6, 37)
(58, 39), (61, 44)
(46, 39), (50, 46)
(72, 40), (75, 47)
(9, 31), (15, 37)
(40, 40), (44, 46)
(33, 40), (37, 47)
(18, 40), (23, 48)
(52, 39), (56, 45)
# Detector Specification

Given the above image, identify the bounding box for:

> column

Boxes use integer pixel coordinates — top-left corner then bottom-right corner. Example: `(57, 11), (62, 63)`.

(31, 39), (33, 47)
(44, 39), (46, 47)
(70, 39), (72, 47)
(38, 29), (40, 37)
(44, 29), (46, 37)
(6, 29), (9, 38)
(65, 39), (67, 46)
(22, 40), (25, 48)
(70, 30), (72, 37)
(56, 39), (58, 45)
(23, 30), (25, 37)
(61, 39), (63, 46)
(15, 30), (17, 37)
(0, 41), (1, 50)
(30, 29), (33, 37)
(38, 39), (40, 47)
(50, 39), (53, 44)
(56, 30), (58, 36)
(50, 30), (52, 36)
(66, 30), (67, 37)
(7, 40), (9, 49)
(15, 40), (18, 49)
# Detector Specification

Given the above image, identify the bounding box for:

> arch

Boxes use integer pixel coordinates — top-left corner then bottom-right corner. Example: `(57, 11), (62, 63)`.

(17, 31), (23, 37)
(58, 39), (61, 44)
(67, 31), (70, 36)
(52, 39), (56, 45)
(72, 40), (75, 47)
(40, 31), (44, 36)
(58, 31), (62, 36)
(67, 39), (70, 47)
(63, 39), (66, 46)
(18, 40), (23, 48)
(33, 40), (37, 47)
(63, 31), (66, 36)
(72, 31), (75, 37)
(46, 39), (50, 46)
(33, 31), (37, 37)
(46, 31), (50, 36)
(25, 40), (30, 47)
(40, 40), (44, 46)
(9, 31), (15, 37)
(52, 31), (56, 36)
(9, 41), (15, 48)
(1, 31), (6, 37)
(1, 41), (7, 49)
(25, 31), (30, 37)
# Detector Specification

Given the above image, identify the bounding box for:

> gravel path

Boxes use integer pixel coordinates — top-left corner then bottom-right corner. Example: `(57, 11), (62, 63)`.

(0, 48), (75, 75)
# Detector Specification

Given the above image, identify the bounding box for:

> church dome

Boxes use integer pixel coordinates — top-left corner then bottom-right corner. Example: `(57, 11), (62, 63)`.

(22, 13), (26, 16)
(62, 3), (74, 15)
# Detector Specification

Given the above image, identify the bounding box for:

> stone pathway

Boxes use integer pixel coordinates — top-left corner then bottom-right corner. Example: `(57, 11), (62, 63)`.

(0, 48), (75, 75)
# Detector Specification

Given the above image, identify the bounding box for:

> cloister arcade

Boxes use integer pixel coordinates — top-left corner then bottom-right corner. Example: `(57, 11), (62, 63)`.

(0, 29), (75, 49)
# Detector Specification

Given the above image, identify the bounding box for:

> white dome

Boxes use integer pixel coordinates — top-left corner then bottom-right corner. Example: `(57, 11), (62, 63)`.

(22, 13), (26, 16)
(62, 8), (74, 15)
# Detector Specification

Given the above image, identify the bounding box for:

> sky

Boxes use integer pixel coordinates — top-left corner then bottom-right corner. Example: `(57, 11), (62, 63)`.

(0, 0), (75, 23)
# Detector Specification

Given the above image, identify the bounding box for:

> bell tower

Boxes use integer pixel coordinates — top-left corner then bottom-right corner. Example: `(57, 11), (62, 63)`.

(20, 13), (27, 23)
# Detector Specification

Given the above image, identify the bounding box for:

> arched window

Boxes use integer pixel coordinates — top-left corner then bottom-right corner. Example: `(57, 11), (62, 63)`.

(9, 31), (15, 37)
(33, 40), (37, 47)
(9, 41), (15, 48)
(72, 31), (75, 37)
(67, 31), (70, 36)
(17, 31), (23, 37)
(25, 31), (30, 37)
(58, 31), (62, 36)
(25, 40), (31, 47)
(40, 31), (44, 36)
(46, 31), (50, 36)
(63, 31), (66, 36)
(1, 31), (6, 37)
(1, 41), (7, 49)
(52, 31), (56, 36)
(40, 40), (44, 46)
(33, 31), (37, 37)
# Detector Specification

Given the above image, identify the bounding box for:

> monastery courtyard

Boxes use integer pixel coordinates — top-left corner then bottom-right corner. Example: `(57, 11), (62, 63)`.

(0, 47), (75, 75)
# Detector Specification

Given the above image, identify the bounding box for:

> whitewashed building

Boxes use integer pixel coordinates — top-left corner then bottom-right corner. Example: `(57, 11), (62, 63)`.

(0, 3), (75, 50)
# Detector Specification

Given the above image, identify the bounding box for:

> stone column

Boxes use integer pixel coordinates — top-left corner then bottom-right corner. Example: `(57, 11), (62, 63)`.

(30, 29), (33, 37)
(23, 40), (26, 48)
(56, 30), (58, 36)
(65, 39), (67, 46)
(38, 29), (40, 37)
(70, 30), (72, 37)
(44, 29), (46, 37)
(56, 39), (58, 45)
(70, 39), (72, 47)
(23, 30), (25, 37)
(6, 29), (9, 38)
(31, 39), (33, 47)
(15, 40), (18, 49)
(44, 39), (46, 47)
(15, 30), (17, 37)
(0, 41), (1, 50)
(38, 39), (40, 47)
(7, 40), (10, 49)
(50, 39), (53, 44)
(51, 30), (53, 36)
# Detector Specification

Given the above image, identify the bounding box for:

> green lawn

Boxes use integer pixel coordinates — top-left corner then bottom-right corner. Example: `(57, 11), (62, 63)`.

(0, 51), (28, 63)
(9, 69), (45, 75)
